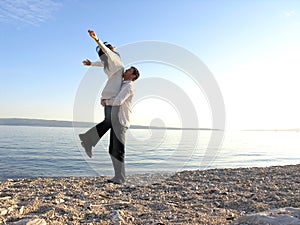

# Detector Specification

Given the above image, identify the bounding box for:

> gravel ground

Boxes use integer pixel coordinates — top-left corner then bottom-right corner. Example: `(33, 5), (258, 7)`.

(0, 164), (299, 224)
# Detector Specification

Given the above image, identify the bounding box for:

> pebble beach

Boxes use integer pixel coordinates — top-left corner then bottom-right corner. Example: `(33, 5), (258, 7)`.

(0, 164), (299, 224)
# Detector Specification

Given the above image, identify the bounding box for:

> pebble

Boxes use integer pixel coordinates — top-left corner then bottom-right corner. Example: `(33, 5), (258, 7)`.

(0, 208), (8, 216)
(230, 207), (300, 225)
(0, 196), (11, 200)
(14, 218), (47, 225)
(111, 209), (125, 225)
(54, 198), (65, 204)
(19, 205), (25, 215)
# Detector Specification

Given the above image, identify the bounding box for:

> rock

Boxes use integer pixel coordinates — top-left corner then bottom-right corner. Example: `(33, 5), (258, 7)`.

(14, 218), (47, 225)
(226, 213), (236, 220)
(0, 196), (12, 200)
(231, 207), (300, 225)
(54, 198), (65, 204)
(111, 209), (125, 225)
(0, 208), (8, 216)
(19, 205), (25, 215)
(210, 189), (218, 194)
(8, 204), (18, 213)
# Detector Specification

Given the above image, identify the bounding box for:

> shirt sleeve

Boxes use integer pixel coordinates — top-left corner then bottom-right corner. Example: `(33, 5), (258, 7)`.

(106, 84), (133, 106)
(96, 39), (117, 63)
(91, 61), (104, 67)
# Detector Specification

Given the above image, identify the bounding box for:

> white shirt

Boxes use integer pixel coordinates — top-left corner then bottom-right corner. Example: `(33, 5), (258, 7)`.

(91, 46), (124, 99)
(106, 81), (134, 128)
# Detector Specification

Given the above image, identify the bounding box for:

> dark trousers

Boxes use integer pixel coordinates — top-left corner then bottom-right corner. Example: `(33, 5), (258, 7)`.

(84, 106), (126, 162)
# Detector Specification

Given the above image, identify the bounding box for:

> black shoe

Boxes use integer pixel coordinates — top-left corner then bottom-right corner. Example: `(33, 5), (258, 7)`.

(107, 178), (124, 184)
(107, 179), (114, 183)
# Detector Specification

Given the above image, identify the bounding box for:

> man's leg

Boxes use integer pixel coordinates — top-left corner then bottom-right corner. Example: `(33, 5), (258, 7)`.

(108, 106), (127, 184)
(110, 156), (125, 184)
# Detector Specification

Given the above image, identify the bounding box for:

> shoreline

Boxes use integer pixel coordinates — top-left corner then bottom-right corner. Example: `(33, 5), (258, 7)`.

(1, 164), (299, 224)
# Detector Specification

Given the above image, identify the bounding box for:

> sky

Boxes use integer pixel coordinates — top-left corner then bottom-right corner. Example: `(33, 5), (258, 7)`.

(0, 0), (300, 130)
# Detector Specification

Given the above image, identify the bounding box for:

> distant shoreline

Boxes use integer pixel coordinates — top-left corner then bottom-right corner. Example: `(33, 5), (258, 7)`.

(0, 118), (215, 130)
(0, 118), (299, 131)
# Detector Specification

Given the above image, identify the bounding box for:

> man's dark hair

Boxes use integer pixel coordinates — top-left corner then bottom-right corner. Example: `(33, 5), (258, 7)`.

(131, 66), (140, 81)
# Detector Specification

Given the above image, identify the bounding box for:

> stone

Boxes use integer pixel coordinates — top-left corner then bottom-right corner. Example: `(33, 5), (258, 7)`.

(111, 209), (125, 225)
(8, 205), (18, 213)
(19, 205), (25, 215)
(14, 218), (47, 225)
(0, 208), (8, 216)
(0, 196), (11, 200)
(231, 207), (300, 225)
(54, 198), (65, 204)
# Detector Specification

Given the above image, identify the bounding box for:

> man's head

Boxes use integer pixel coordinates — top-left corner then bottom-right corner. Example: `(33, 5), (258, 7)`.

(123, 66), (140, 81)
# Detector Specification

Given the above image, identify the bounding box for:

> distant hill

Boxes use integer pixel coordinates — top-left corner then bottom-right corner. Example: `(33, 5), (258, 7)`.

(0, 118), (214, 130)
(2, 118), (298, 131)
(0, 118), (93, 128)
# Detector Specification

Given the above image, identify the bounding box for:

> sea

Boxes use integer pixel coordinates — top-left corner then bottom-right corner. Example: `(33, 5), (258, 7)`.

(0, 125), (300, 179)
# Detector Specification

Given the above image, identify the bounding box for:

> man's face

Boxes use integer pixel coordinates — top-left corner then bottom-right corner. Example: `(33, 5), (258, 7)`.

(123, 68), (135, 80)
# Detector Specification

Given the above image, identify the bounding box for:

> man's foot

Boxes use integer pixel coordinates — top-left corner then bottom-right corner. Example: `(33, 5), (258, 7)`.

(107, 177), (125, 184)
(107, 179), (115, 183)
(81, 141), (93, 158)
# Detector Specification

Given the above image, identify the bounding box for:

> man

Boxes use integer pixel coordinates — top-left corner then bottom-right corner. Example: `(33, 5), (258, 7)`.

(80, 66), (139, 184)
(103, 66), (140, 184)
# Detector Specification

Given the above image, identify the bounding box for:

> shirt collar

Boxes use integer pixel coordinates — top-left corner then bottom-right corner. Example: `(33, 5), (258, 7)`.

(122, 80), (132, 84)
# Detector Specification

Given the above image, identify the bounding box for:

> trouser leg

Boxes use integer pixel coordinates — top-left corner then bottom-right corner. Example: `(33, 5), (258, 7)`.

(82, 106), (112, 147)
(109, 127), (125, 162)
(110, 154), (125, 183)
(109, 107), (127, 183)
(109, 127), (126, 183)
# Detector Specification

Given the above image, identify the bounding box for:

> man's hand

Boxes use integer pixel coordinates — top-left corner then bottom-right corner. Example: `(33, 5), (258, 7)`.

(82, 59), (91, 66)
(88, 30), (99, 41)
(101, 99), (107, 106)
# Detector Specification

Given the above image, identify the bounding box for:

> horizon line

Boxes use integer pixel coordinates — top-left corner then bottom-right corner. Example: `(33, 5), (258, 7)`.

(0, 117), (299, 131)
(0, 117), (219, 130)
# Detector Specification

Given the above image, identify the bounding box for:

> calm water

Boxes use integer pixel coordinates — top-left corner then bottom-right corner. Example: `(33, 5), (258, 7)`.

(0, 125), (300, 179)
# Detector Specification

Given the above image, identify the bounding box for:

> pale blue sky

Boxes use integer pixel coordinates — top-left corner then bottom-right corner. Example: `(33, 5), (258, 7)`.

(0, 0), (299, 129)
